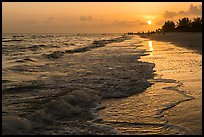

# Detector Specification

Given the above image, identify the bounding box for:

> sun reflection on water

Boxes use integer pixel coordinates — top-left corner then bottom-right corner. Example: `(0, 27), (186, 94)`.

(148, 41), (153, 56)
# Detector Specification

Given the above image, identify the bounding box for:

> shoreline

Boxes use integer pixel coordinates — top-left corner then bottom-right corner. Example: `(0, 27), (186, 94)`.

(138, 32), (202, 54)
(98, 35), (202, 135)
(3, 33), (202, 135)
(2, 34), (154, 135)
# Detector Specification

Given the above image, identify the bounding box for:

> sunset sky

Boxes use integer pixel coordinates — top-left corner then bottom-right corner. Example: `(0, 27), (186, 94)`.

(2, 2), (202, 33)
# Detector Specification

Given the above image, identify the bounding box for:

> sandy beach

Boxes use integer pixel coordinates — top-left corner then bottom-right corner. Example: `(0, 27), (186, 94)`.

(97, 35), (202, 135)
(139, 32), (202, 54)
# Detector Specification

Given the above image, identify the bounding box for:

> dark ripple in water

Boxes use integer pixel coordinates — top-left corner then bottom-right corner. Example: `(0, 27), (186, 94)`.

(27, 44), (47, 51)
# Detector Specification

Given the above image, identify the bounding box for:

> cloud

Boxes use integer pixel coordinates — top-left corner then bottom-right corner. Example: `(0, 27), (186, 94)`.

(79, 15), (104, 22)
(112, 20), (146, 27)
(48, 17), (53, 20)
(113, 20), (136, 26)
(156, 19), (166, 26)
(44, 17), (54, 23)
(163, 11), (177, 18)
(139, 22), (147, 25)
(80, 16), (93, 21)
(163, 4), (202, 19)
(188, 4), (202, 15)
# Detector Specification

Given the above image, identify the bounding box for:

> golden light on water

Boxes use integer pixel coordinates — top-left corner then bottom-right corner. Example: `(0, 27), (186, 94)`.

(148, 41), (153, 56)
(148, 41), (153, 51)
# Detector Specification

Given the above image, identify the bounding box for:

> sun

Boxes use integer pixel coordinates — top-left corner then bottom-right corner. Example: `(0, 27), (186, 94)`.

(147, 20), (152, 25)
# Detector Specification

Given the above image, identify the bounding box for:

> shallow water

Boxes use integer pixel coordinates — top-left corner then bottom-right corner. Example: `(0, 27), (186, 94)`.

(2, 34), (155, 135)
(97, 36), (202, 135)
(2, 34), (201, 135)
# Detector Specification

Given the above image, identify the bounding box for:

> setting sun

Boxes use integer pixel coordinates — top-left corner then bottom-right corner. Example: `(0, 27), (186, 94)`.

(147, 20), (152, 25)
(2, 2), (201, 33)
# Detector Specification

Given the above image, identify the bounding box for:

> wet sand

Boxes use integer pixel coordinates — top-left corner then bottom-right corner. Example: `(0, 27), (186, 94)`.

(97, 36), (202, 135)
(139, 32), (202, 54)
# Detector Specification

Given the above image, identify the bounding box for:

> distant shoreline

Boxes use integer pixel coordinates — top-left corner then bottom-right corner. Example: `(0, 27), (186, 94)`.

(138, 32), (202, 54)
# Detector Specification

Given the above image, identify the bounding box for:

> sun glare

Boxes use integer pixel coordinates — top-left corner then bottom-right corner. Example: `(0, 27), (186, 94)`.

(147, 20), (152, 25)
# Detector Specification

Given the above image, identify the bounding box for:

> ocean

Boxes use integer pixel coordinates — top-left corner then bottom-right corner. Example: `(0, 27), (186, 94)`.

(2, 33), (155, 135)
(2, 33), (201, 135)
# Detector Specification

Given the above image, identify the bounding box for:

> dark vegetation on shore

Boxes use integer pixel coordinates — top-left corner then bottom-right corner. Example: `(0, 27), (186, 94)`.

(161, 17), (202, 32)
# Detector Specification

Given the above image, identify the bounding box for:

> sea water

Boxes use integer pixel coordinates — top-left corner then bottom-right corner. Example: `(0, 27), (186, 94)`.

(2, 33), (155, 135)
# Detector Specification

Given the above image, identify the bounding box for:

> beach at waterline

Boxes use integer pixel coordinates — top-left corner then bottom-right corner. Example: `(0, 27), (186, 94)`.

(139, 32), (202, 54)
(2, 33), (202, 135)
(97, 33), (202, 135)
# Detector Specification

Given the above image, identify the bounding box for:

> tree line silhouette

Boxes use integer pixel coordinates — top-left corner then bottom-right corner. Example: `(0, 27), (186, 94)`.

(125, 17), (202, 35)
(161, 17), (202, 32)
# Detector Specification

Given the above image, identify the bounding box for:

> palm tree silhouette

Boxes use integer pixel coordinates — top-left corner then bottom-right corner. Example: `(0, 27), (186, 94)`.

(176, 17), (191, 32)
(162, 20), (175, 32)
(191, 17), (202, 32)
